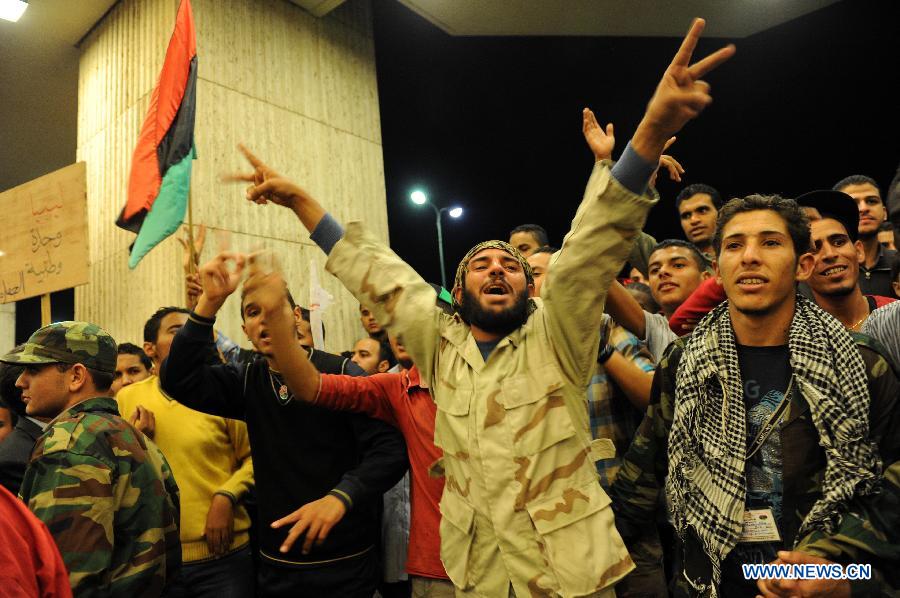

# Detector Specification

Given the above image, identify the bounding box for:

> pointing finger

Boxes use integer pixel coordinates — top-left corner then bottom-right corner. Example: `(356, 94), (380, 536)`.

(302, 520), (322, 554)
(237, 143), (266, 169)
(688, 44), (736, 79)
(671, 18), (705, 69)
(281, 518), (310, 553)
(220, 172), (256, 183)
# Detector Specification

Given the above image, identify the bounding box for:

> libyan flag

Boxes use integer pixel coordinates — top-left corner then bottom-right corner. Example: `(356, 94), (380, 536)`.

(117, 0), (197, 269)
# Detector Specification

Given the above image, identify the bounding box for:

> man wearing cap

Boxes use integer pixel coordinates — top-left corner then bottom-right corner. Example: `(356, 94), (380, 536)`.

(1, 321), (181, 597)
(797, 190), (896, 331)
(227, 19), (735, 596)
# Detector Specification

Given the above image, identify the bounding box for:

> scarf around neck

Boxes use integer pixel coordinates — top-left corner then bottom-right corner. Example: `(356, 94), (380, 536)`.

(665, 294), (881, 596)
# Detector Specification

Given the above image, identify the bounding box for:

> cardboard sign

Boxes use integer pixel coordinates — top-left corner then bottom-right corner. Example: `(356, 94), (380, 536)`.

(0, 163), (89, 303)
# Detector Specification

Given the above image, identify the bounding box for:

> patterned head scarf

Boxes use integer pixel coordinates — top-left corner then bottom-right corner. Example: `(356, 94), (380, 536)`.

(452, 240), (534, 306)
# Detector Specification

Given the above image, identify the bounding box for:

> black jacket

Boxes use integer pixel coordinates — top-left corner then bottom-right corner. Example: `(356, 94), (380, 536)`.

(160, 316), (408, 567)
(0, 417), (43, 495)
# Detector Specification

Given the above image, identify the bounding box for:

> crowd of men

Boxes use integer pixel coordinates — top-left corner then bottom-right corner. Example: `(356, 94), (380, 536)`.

(2, 17), (900, 598)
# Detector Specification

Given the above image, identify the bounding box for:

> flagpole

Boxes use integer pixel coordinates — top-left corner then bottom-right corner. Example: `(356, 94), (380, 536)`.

(184, 189), (197, 307)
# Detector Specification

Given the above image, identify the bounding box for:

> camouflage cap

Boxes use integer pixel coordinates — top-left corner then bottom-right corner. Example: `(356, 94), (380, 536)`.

(0, 321), (117, 373)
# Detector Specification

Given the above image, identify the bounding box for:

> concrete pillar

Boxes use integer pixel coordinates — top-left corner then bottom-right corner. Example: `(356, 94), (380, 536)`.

(75, 0), (387, 352)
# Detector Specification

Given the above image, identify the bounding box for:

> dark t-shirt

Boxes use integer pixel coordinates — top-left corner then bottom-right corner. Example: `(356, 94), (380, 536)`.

(721, 344), (791, 595)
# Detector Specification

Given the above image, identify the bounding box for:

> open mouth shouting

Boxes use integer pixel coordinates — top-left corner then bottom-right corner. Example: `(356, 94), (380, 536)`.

(482, 280), (511, 297)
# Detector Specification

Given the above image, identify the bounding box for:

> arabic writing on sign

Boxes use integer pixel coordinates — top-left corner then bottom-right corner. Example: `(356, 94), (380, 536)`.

(1, 271), (26, 303)
(30, 227), (63, 253)
(25, 249), (64, 284)
(0, 162), (88, 303)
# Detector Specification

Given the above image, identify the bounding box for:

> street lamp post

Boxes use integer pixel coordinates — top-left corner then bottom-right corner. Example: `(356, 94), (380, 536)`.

(410, 190), (462, 289)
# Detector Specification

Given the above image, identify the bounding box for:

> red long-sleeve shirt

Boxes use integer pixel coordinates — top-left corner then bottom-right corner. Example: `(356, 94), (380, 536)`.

(317, 366), (447, 580)
(0, 484), (72, 597)
(668, 278), (897, 334)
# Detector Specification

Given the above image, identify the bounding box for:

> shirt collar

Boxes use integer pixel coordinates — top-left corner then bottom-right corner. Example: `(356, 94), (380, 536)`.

(405, 365), (427, 390)
(59, 397), (120, 420)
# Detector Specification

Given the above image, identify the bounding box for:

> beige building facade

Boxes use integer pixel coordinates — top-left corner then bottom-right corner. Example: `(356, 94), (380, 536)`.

(75, 0), (387, 352)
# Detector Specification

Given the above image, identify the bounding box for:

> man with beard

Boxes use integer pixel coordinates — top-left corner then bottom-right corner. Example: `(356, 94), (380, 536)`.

(797, 190), (895, 330)
(227, 19), (735, 596)
(349, 336), (394, 375)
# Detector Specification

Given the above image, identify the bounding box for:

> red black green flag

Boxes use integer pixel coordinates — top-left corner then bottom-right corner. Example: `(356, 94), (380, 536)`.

(117, 0), (197, 269)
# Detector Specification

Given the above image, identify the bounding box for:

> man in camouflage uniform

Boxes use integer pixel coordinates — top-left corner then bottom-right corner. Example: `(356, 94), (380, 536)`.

(1, 321), (181, 597)
(229, 19), (734, 596)
(610, 196), (900, 596)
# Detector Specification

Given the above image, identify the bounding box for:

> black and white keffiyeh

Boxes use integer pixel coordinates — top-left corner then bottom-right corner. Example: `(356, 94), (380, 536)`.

(665, 294), (882, 596)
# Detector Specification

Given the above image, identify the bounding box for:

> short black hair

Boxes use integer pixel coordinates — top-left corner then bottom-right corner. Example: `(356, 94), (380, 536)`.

(144, 307), (191, 343)
(298, 306), (326, 341)
(833, 175), (880, 194)
(0, 348), (25, 417)
(240, 285), (296, 320)
(378, 338), (398, 369)
(509, 224), (549, 247)
(531, 245), (559, 256)
(54, 362), (114, 393)
(0, 397), (17, 427)
(117, 342), (152, 370)
(713, 194), (811, 259)
(648, 239), (707, 271)
(676, 183), (723, 210)
(625, 281), (660, 314)
(879, 221), (895, 233)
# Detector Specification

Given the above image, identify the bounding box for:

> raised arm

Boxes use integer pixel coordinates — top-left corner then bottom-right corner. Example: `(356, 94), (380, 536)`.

(605, 280), (648, 339)
(667, 276), (725, 334)
(160, 252), (249, 419)
(542, 19), (734, 384)
(241, 260), (322, 402)
(227, 148), (443, 386)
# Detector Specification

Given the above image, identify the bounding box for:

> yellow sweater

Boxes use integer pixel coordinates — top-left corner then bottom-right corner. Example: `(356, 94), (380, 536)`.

(116, 376), (254, 563)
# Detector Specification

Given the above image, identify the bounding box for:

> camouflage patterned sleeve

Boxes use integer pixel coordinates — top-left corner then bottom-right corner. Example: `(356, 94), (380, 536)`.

(19, 451), (115, 597)
(794, 344), (900, 593)
(609, 342), (680, 541)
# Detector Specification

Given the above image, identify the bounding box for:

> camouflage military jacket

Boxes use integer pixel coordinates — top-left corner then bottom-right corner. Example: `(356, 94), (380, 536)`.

(326, 162), (656, 597)
(19, 397), (181, 597)
(610, 334), (900, 596)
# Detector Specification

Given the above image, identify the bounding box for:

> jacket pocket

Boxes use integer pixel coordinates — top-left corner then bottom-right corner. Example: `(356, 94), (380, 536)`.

(526, 480), (633, 595)
(500, 364), (575, 456)
(438, 488), (476, 590)
(433, 388), (472, 456)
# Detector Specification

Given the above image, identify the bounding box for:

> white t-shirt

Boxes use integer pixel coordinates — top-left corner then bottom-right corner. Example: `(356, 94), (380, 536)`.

(644, 311), (679, 363)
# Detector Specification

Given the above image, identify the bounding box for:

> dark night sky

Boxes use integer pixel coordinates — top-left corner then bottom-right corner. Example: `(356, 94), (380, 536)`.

(13, 0), (899, 341)
(372, 0), (900, 286)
